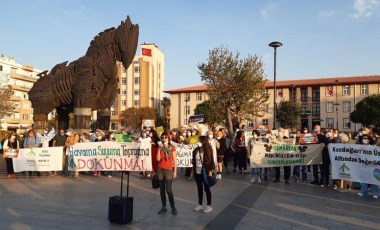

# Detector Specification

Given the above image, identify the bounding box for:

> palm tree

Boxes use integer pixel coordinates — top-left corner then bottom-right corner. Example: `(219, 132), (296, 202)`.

(161, 97), (171, 130)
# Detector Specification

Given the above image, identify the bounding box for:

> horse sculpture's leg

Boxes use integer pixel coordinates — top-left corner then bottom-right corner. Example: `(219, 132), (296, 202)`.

(56, 106), (71, 130)
(97, 109), (111, 131)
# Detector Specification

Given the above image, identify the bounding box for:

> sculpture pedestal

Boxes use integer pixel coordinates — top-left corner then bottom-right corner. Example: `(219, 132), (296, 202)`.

(74, 108), (92, 133)
(33, 114), (48, 134)
(97, 109), (111, 131)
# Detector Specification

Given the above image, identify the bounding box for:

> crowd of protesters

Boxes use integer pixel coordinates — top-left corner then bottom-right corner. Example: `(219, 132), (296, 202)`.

(1, 123), (379, 217)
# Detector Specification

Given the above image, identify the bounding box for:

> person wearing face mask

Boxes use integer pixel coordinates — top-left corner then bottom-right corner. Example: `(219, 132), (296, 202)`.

(3, 132), (20, 179)
(357, 134), (379, 199)
(234, 131), (248, 175)
(192, 136), (215, 213)
(65, 128), (80, 177)
(310, 125), (324, 185)
(139, 130), (152, 178)
(92, 129), (106, 176)
(319, 129), (333, 187)
(53, 128), (67, 176)
(208, 130), (219, 172)
(215, 131), (226, 179)
(248, 130), (263, 183)
(156, 132), (178, 215)
(149, 129), (160, 174)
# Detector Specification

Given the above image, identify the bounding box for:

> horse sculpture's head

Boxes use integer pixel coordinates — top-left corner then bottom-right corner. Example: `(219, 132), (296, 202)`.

(115, 16), (139, 69)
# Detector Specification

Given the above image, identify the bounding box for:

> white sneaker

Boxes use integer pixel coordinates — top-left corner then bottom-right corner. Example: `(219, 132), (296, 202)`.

(203, 206), (213, 213)
(218, 174), (222, 179)
(373, 195), (378, 199)
(249, 177), (256, 183)
(193, 205), (204, 212)
(357, 192), (364, 197)
(257, 177), (262, 184)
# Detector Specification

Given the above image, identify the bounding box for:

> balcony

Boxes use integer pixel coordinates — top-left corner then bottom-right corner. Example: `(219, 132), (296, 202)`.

(11, 84), (31, 92)
(6, 118), (20, 124)
(10, 72), (38, 83)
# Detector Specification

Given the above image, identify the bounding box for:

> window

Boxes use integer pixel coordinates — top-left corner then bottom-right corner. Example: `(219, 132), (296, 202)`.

(134, 77), (140, 85)
(312, 88), (320, 101)
(122, 77), (126, 85)
(276, 89), (283, 98)
(326, 102), (334, 113)
(262, 104), (269, 113)
(111, 122), (118, 131)
(263, 89), (268, 98)
(134, 66), (140, 73)
(111, 111), (116, 116)
(133, 61), (139, 64)
(184, 106), (190, 115)
(301, 88), (308, 101)
(312, 105), (320, 116)
(121, 100), (126, 106)
(122, 90), (126, 95)
(134, 100), (140, 107)
(184, 119), (189, 125)
(326, 86), (333, 96)
(134, 90), (139, 96)
(326, 118), (334, 128)
(262, 119), (269, 126)
(0, 65), (3, 71)
(11, 67), (17, 73)
(248, 121), (254, 128)
(185, 93), (190, 101)
(22, 114), (29, 120)
(196, 92), (202, 101)
(361, 84), (368, 95)
(23, 93), (28, 99)
(343, 118), (351, 129)
(342, 85), (350, 96)
(342, 101), (351, 113)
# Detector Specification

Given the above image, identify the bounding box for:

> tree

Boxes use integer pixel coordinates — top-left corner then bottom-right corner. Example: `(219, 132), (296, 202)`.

(276, 100), (301, 129)
(120, 107), (157, 130)
(350, 94), (380, 127)
(0, 85), (15, 119)
(193, 100), (225, 127)
(198, 46), (269, 135)
(161, 97), (171, 130)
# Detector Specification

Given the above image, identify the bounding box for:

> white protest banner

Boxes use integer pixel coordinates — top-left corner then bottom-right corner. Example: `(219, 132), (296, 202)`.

(250, 142), (323, 167)
(13, 147), (63, 172)
(67, 141), (151, 171)
(171, 142), (197, 167)
(329, 144), (380, 185)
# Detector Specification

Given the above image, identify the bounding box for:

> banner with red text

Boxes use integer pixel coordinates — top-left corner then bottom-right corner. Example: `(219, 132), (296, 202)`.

(329, 144), (380, 185)
(67, 141), (151, 171)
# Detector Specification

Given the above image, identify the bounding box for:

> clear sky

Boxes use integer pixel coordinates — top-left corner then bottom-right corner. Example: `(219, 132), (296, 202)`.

(1, 0), (379, 91)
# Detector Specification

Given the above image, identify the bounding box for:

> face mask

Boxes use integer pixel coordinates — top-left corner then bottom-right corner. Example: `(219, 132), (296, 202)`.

(216, 137), (221, 140)
(326, 133), (330, 138)
(333, 134), (338, 138)
(44, 130), (48, 134)
(192, 132), (196, 136)
(359, 132), (363, 136)
(60, 132), (65, 136)
(66, 132), (72, 137)
(303, 130), (308, 133)
(163, 140), (169, 144)
(97, 136), (102, 140)
(313, 129), (318, 133)
(362, 139), (369, 144)
(296, 134), (300, 137)
(197, 142), (202, 148)
(208, 134), (213, 139)
(142, 133), (146, 137)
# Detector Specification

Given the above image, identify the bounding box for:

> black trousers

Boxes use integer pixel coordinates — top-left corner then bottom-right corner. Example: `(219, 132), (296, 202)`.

(6, 158), (14, 174)
(320, 162), (330, 185)
(194, 173), (211, 206)
(157, 168), (175, 208)
(312, 164), (319, 181)
(275, 166), (291, 180)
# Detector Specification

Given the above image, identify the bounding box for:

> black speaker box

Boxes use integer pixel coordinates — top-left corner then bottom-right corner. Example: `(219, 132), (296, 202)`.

(108, 196), (133, 224)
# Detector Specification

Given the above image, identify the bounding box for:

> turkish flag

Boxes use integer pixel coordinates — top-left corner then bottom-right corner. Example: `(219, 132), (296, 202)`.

(327, 89), (333, 96)
(142, 48), (152, 57)
(278, 91), (283, 97)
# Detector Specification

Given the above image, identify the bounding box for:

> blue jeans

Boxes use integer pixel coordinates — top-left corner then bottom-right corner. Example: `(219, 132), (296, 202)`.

(293, 165), (307, 182)
(360, 183), (379, 196)
(251, 168), (262, 178)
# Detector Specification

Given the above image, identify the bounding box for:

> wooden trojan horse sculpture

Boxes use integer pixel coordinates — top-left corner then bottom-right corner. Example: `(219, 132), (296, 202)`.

(29, 16), (139, 132)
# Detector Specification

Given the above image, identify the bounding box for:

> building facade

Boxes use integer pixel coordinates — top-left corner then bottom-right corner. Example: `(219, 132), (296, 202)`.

(110, 43), (165, 131)
(0, 55), (43, 133)
(164, 75), (380, 133)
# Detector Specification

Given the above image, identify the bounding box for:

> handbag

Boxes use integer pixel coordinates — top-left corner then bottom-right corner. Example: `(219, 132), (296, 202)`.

(202, 168), (217, 187)
(152, 174), (159, 189)
(200, 151), (217, 187)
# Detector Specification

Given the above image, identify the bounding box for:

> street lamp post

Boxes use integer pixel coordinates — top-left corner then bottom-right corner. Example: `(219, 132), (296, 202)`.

(334, 80), (339, 130)
(185, 98), (189, 125)
(269, 41), (283, 130)
(289, 84), (296, 132)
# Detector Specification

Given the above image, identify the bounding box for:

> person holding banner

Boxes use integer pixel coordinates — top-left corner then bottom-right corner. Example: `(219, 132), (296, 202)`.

(24, 129), (41, 177)
(156, 132), (178, 215)
(357, 134), (379, 199)
(248, 130), (262, 183)
(3, 132), (20, 179)
(65, 128), (80, 178)
(234, 131), (248, 175)
(192, 136), (215, 213)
